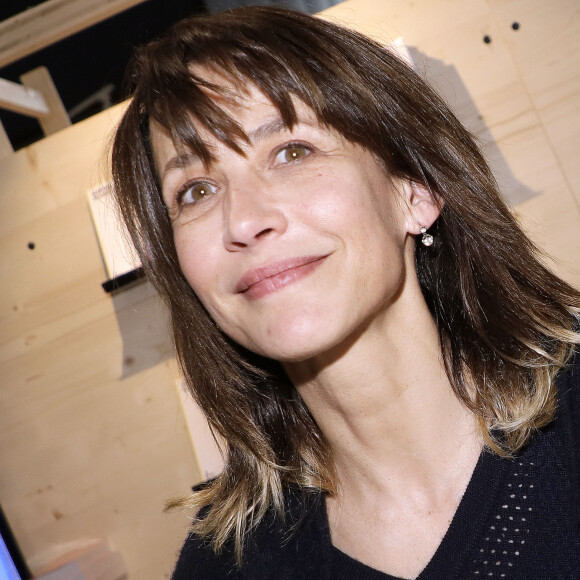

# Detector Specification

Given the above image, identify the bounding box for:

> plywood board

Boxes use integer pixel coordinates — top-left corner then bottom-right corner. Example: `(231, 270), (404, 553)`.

(0, 102), (203, 580)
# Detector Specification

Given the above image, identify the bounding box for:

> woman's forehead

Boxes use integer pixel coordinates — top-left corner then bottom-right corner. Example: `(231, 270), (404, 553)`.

(149, 98), (323, 175)
(149, 72), (323, 151)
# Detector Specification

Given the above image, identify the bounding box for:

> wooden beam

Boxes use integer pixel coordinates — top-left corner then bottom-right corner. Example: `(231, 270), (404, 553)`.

(20, 66), (71, 135)
(0, 76), (49, 117)
(0, 120), (13, 159)
(0, 0), (148, 68)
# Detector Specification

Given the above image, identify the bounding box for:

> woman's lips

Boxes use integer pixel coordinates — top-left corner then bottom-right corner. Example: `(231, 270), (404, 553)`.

(235, 255), (328, 299)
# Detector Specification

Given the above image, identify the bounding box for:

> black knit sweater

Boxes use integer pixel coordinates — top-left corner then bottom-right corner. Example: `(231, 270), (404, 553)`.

(172, 353), (580, 579)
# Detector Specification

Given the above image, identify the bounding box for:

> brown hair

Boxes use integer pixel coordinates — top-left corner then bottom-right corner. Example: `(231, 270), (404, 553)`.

(111, 6), (580, 562)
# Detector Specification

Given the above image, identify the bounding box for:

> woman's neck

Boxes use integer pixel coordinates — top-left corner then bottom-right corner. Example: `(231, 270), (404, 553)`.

(283, 294), (482, 500)
(282, 269), (483, 580)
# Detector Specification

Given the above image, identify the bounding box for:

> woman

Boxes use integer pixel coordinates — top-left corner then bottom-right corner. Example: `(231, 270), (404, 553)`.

(111, 6), (580, 579)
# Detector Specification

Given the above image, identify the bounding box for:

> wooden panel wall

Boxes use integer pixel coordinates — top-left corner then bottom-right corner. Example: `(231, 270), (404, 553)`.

(0, 1), (578, 579)
(0, 107), (203, 578)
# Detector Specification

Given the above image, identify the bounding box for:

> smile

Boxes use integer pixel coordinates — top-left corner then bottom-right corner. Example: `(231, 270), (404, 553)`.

(235, 255), (328, 299)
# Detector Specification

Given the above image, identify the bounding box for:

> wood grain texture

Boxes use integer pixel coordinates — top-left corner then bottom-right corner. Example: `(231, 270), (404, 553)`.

(0, 105), (202, 579)
(485, 0), (580, 220)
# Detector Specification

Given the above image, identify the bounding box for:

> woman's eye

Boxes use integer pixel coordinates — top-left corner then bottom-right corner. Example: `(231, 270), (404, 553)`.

(177, 181), (218, 206)
(274, 143), (311, 165)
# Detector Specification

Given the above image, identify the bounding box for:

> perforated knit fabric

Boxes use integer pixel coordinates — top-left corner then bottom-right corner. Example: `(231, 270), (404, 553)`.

(472, 458), (537, 576)
(471, 458), (542, 577)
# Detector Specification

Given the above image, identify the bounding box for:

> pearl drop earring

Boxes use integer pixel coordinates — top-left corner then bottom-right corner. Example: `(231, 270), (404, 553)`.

(420, 226), (434, 247)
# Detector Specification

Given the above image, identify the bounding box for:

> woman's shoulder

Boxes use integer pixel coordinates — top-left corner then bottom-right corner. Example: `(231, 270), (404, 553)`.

(171, 489), (330, 580)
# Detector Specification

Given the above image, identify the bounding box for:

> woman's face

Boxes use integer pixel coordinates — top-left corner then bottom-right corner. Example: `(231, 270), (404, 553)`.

(151, 85), (428, 362)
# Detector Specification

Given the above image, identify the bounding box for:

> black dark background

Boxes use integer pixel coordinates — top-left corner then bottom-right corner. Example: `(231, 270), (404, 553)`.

(0, 1), (207, 150)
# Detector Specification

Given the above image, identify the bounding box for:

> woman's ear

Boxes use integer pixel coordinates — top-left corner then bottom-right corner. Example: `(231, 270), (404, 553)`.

(401, 180), (443, 235)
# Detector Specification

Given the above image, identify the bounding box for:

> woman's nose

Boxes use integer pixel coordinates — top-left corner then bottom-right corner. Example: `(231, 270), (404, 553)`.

(222, 174), (288, 251)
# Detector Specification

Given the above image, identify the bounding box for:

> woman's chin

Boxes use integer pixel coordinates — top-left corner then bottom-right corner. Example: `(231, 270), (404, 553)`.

(240, 319), (355, 366)
(249, 336), (333, 364)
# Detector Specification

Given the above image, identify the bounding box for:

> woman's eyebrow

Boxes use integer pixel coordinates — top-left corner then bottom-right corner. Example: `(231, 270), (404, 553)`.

(161, 152), (202, 180)
(161, 116), (307, 180)
(247, 117), (287, 144)
(247, 115), (321, 144)
(160, 119), (286, 179)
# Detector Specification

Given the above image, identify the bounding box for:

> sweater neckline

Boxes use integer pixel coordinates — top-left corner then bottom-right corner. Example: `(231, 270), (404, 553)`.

(324, 448), (510, 579)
